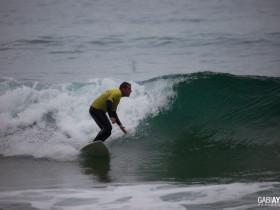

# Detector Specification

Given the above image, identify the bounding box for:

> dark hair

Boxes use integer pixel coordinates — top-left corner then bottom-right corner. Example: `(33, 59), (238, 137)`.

(119, 82), (131, 90)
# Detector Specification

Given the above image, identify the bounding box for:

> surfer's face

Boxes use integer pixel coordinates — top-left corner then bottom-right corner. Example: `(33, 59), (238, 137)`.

(122, 85), (132, 97)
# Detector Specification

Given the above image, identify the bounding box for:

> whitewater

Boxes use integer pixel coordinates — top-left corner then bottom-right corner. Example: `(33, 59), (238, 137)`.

(0, 76), (177, 160)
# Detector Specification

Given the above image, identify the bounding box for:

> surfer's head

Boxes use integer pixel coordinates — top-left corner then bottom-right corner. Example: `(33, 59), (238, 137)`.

(120, 82), (132, 97)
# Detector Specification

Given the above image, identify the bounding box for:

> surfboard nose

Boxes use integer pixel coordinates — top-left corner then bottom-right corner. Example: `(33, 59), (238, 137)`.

(80, 140), (110, 157)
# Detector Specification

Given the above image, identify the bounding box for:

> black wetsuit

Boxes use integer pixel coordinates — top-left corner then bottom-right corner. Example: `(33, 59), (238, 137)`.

(89, 100), (121, 142)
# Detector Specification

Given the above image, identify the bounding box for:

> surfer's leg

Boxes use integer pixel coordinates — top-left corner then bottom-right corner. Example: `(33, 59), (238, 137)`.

(93, 113), (112, 141)
(89, 107), (112, 142)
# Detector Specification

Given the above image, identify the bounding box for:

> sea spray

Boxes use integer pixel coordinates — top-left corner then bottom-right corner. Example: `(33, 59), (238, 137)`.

(0, 77), (177, 160)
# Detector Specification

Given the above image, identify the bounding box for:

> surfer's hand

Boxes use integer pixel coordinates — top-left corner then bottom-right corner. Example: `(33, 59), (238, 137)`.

(110, 117), (116, 124)
(120, 125), (127, 134)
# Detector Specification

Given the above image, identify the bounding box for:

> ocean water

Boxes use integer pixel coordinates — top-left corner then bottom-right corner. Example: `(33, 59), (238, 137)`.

(1, 0), (280, 209)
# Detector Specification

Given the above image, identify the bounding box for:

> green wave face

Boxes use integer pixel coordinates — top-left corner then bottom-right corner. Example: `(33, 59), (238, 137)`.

(130, 72), (280, 182)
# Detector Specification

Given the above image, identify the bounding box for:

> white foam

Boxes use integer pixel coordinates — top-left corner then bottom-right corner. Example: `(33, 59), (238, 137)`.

(0, 77), (176, 160)
(0, 182), (277, 210)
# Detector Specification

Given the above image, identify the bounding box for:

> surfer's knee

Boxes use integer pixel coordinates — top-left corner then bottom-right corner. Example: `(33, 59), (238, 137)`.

(104, 124), (112, 133)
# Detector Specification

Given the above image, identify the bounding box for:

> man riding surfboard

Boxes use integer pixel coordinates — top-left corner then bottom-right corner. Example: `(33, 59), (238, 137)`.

(89, 82), (132, 142)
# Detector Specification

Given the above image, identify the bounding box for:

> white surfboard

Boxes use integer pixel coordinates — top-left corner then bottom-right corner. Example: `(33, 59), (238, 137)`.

(80, 140), (110, 157)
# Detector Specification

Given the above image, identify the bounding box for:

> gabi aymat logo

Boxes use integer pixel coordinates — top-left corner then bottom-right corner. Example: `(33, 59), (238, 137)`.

(258, 197), (280, 207)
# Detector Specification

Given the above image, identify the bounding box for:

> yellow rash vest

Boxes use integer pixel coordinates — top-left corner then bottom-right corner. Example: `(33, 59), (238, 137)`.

(91, 89), (122, 113)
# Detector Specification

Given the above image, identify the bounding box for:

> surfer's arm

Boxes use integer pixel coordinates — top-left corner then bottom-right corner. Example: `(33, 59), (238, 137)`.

(106, 100), (122, 126)
(112, 112), (122, 126)
(106, 100), (126, 133)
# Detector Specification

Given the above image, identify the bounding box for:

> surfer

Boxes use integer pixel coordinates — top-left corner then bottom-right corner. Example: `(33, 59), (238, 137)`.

(89, 82), (132, 142)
